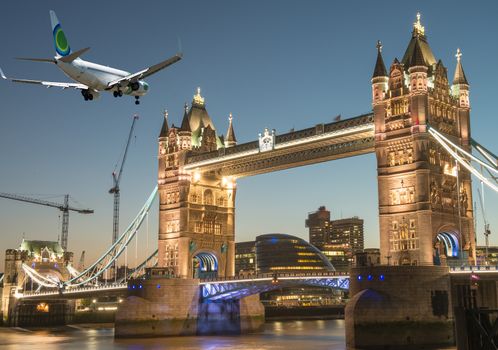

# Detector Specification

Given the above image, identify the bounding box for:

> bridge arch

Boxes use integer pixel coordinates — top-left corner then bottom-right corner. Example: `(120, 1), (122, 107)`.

(192, 251), (219, 279)
(434, 228), (460, 265)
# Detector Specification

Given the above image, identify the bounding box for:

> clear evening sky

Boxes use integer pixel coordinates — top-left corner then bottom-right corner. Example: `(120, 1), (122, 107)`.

(1, 1), (497, 271)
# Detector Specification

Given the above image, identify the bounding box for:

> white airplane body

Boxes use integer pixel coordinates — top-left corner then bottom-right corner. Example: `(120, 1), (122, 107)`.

(0, 10), (182, 104)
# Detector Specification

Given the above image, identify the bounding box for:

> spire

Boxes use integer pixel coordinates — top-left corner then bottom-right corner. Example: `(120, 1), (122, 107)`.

(408, 38), (426, 68)
(372, 40), (388, 78)
(453, 48), (469, 85)
(225, 113), (237, 147)
(159, 109), (169, 137)
(402, 12), (436, 69)
(180, 102), (191, 132)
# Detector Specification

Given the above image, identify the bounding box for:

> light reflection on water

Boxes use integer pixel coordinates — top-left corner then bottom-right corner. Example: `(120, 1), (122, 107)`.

(0, 320), (347, 350)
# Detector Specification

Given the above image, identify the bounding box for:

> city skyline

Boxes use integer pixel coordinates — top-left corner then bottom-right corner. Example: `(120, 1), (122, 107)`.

(1, 1), (498, 271)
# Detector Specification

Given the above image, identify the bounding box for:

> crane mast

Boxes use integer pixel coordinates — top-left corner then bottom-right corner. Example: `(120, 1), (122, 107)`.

(109, 115), (139, 245)
(0, 192), (93, 251)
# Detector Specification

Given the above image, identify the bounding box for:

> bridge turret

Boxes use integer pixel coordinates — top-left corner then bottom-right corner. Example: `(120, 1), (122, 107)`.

(178, 103), (192, 150)
(371, 40), (389, 140)
(374, 13), (475, 266)
(407, 38), (429, 128)
(452, 48), (471, 145)
(224, 113), (237, 148)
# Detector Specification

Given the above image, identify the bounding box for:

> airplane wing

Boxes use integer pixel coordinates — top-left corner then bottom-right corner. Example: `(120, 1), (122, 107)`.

(0, 68), (88, 90)
(107, 53), (182, 89)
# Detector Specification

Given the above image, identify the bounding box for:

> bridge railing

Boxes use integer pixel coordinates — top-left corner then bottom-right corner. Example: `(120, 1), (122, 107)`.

(200, 271), (349, 283)
(186, 113), (374, 165)
(21, 282), (128, 298)
(449, 265), (498, 272)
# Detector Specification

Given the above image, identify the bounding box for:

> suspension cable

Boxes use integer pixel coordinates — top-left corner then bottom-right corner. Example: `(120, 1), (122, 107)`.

(429, 127), (498, 175)
(428, 128), (498, 194)
(63, 186), (157, 287)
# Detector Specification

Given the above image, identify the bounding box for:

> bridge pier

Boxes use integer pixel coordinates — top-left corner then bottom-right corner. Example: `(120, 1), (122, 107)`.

(5, 297), (74, 327)
(345, 266), (454, 349)
(114, 274), (264, 338)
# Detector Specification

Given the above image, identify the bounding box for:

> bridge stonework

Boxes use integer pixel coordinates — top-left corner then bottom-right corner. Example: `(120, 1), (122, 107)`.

(372, 31), (475, 267)
(345, 16), (477, 349)
(157, 95), (236, 279)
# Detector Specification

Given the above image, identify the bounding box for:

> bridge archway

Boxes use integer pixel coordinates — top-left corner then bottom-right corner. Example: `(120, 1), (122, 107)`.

(192, 252), (218, 279)
(434, 230), (460, 265)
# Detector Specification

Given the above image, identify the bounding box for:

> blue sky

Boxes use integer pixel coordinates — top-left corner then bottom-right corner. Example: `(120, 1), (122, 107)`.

(1, 1), (497, 270)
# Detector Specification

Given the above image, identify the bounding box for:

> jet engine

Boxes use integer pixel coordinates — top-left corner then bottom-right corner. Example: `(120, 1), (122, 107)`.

(127, 81), (149, 96)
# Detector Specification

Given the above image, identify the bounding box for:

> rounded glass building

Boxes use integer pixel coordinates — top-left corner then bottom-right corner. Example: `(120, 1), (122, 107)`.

(255, 233), (335, 273)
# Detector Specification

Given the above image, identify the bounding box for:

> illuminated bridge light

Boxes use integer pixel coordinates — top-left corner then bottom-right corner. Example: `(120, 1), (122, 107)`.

(367, 275), (373, 281)
(379, 274), (385, 281)
(357, 275), (362, 281)
(157, 284), (161, 289)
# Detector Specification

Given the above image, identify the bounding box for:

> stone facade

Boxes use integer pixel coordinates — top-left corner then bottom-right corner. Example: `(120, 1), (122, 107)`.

(115, 275), (264, 337)
(372, 15), (475, 267)
(157, 90), (236, 279)
(346, 266), (454, 349)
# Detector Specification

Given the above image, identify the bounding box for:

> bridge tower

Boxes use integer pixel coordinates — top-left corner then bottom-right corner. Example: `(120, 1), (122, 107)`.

(373, 14), (475, 266)
(157, 88), (236, 279)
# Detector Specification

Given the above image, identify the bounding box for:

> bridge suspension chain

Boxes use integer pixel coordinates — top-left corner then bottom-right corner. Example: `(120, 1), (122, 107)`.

(428, 126), (498, 194)
(63, 186), (158, 288)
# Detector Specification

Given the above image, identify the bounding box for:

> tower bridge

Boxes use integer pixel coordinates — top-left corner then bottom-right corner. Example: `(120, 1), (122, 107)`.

(3, 13), (498, 348)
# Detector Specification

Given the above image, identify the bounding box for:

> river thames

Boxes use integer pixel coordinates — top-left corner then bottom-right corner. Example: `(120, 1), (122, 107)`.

(0, 319), (347, 350)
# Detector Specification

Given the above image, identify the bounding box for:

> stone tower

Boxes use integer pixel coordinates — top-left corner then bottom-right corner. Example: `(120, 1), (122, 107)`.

(373, 14), (475, 266)
(157, 88), (236, 279)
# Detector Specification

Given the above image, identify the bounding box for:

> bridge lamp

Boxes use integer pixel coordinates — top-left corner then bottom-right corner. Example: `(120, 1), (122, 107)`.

(193, 171), (201, 183)
(222, 176), (235, 189)
(118, 298), (123, 303)
(92, 299), (97, 303)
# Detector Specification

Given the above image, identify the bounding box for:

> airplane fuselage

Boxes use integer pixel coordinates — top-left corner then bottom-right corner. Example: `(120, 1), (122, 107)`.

(56, 58), (149, 96)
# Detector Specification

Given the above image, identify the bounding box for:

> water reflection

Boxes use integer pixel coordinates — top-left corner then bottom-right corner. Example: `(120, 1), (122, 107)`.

(0, 320), (347, 350)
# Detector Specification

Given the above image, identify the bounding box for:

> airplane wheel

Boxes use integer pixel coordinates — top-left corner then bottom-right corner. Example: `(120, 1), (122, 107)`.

(135, 100), (140, 105)
(118, 90), (123, 97)
(84, 96), (88, 101)
(113, 91), (118, 97)
(88, 94), (94, 101)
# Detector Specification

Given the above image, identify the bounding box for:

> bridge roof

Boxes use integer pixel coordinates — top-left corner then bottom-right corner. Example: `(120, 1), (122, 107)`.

(19, 239), (64, 256)
(401, 23), (436, 70)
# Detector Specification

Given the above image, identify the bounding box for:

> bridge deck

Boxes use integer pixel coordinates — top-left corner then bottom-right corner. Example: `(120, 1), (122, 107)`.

(16, 267), (498, 301)
(184, 113), (375, 177)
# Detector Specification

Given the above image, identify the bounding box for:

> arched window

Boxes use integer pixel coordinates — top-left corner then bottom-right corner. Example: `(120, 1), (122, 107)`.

(204, 189), (213, 205)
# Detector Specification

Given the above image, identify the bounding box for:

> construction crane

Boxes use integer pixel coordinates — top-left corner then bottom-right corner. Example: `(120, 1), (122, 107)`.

(109, 115), (139, 245)
(0, 193), (93, 251)
(78, 250), (86, 271)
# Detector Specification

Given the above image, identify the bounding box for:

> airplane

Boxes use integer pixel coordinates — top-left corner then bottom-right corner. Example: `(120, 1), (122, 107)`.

(0, 10), (182, 105)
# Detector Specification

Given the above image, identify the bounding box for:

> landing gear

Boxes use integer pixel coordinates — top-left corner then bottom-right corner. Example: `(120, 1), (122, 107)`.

(81, 89), (93, 101)
(113, 90), (123, 98)
(135, 96), (140, 105)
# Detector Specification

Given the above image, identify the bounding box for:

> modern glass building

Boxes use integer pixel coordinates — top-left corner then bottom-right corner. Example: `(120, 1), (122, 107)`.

(255, 233), (335, 273)
(235, 241), (256, 274)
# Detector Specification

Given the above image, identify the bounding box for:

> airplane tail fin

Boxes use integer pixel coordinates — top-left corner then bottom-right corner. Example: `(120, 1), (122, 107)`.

(50, 10), (71, 57)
